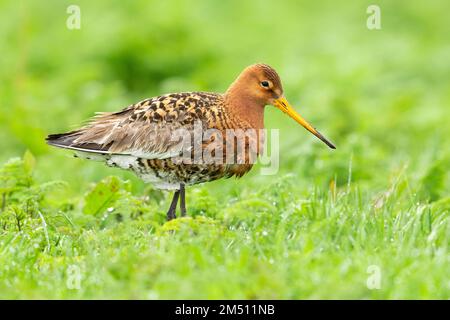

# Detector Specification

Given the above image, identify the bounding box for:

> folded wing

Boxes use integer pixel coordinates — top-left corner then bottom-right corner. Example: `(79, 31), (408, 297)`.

(46, 92), (222, 160)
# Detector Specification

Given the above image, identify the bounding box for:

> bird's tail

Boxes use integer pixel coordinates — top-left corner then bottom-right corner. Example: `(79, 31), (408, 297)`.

(46, 131), (82, 149)
(46, 130), (110, 154)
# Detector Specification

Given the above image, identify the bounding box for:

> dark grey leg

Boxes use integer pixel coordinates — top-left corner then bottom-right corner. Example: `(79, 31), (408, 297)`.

(166, 190), (180, 221)
(180, 183), (186, 217)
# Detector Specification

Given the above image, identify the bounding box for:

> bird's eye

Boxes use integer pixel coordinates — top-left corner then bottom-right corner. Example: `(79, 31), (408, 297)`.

(260, 81), (270, 88)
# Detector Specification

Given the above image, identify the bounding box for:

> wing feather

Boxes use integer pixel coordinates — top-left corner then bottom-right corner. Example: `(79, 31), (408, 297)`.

(46, 92), (223, 160)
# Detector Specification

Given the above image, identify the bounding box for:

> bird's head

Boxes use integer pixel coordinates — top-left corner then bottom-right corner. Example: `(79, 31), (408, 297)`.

(226, 63), (336, 149)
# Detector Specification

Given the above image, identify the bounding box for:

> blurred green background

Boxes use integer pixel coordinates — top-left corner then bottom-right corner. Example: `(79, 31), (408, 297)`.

(0, 0), (449, 299)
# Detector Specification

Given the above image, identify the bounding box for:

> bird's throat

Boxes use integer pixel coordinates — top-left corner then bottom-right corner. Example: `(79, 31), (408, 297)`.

(224, 91), (266, 130)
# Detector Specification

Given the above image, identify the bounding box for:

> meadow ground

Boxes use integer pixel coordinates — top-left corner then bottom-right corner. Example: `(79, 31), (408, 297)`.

(0, 1), (449, 299)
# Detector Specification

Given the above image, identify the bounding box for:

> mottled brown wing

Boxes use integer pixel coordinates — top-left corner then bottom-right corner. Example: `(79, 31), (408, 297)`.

(46, 92), (224, 159)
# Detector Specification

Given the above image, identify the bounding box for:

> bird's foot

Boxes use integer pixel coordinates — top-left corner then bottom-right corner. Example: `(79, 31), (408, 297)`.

(166, 189), (180, 221)
(166, 209), (177, 221)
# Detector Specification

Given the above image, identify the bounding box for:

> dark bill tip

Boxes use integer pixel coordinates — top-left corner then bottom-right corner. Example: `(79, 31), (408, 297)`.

(316, 130), (336, 149)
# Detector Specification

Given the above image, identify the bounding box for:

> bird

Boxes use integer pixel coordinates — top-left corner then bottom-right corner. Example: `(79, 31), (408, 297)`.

(46, 63), (335, 221)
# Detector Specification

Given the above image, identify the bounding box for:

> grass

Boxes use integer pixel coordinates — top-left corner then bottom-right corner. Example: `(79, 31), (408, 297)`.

(0, 0), (449, 299)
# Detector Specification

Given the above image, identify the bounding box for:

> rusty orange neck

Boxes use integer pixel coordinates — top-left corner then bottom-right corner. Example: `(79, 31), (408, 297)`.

(224, 82), (266, 130)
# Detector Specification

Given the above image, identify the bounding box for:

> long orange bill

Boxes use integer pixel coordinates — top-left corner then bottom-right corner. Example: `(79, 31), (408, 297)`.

(273, 96), (336, 149)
